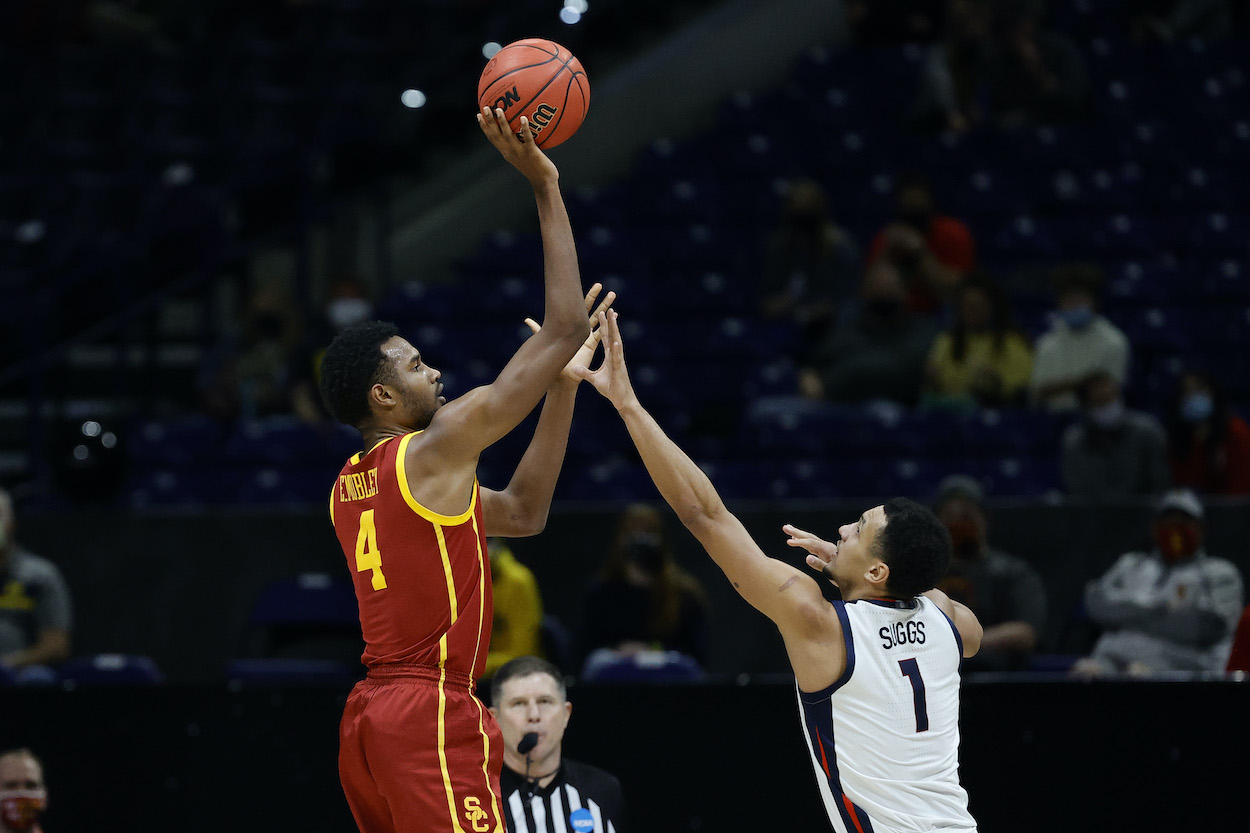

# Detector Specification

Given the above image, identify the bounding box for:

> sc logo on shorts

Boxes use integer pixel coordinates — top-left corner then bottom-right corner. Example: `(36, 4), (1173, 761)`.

(463, 796), (490, 832)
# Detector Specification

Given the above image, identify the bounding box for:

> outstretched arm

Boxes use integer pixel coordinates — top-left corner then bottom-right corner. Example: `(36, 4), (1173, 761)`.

(576, 311), (844, 689)
(482, 284), (614, 537)
(422, 108), (586, 466)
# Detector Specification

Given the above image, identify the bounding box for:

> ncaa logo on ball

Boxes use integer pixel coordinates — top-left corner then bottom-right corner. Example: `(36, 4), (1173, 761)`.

(568, 807), (594, 832)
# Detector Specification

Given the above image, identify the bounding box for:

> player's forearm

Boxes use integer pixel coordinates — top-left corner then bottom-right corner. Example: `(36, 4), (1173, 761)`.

(499, 382), (577, 535)
(533, 181), (587, 340)
(617, 401), (728, 531)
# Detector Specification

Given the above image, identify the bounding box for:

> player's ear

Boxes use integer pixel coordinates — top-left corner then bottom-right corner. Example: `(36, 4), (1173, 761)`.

(866, 561), (890, 587)
(369, 382), (395, 410)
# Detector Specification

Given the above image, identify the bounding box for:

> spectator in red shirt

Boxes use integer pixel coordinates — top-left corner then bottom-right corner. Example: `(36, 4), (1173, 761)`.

(1167, 369), (1250, 495)
(867, 173), (976, 315)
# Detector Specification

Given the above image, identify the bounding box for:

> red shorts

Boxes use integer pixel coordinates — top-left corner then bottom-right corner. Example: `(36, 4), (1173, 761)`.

(339, 664), (505, 833)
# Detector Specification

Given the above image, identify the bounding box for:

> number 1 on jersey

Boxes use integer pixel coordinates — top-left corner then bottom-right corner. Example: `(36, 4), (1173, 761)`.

(355, 509), (387, 591)
(898, 658), (929, 733)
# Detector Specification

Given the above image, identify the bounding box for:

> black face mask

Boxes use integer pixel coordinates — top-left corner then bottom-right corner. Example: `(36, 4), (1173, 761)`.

(866, 299), (904, 319)
(625, 532), (665, 574)
(898, 209), (933, 234)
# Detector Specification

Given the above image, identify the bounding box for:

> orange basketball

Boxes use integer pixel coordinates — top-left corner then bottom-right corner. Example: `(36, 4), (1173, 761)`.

(477, 38), (590, 149)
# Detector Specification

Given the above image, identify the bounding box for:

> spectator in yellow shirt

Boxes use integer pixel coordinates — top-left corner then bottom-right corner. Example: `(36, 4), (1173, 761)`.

(484, 538), (544, 677)
(924, 272), (1033, 409)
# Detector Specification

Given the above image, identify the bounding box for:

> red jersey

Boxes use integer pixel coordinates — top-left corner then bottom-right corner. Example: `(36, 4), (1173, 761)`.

(330, 433), (493, 680)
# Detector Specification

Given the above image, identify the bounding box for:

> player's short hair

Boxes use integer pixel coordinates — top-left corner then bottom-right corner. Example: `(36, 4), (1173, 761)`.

(875, 498), (952, 600)
(319, 321), (400, 427)
(491, 656), (566, 707)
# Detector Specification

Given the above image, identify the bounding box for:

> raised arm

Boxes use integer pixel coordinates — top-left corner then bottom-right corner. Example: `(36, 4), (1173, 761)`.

(481, 285), (614, 537)
(421, 109), (586, 466)
(576, 311), (844, 690)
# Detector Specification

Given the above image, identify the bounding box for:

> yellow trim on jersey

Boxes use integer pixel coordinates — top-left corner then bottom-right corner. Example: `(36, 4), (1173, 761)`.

(348, 435), (395, 466)
(434, 524), (461, 643)
(468, 512), (503, 829)
(395, 432), (478, 525)
(328, 485), (336, 524)
(436, 643), (468, 833)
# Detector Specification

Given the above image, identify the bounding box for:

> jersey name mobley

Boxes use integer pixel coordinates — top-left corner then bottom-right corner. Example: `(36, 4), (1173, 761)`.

(339, 467), (380, 502)
(880, 619), (927, 650)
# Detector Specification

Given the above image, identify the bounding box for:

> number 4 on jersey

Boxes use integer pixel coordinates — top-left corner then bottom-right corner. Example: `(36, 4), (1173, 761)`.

(355, 509), (388, 590)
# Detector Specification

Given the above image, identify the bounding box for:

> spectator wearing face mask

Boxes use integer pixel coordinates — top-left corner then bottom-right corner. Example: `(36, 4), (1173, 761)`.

(866, 173), (977, 315)
(798, 261), (940, 408)
(576, 504), (708, 676)
(1071, 490), (1244, 677)
(1061, 371), (1171, 498)
(1028, 264), (1130, 413)
(1166, 369), (1250, 495)
(932, 476), (1047, 671)
(0, 748), (48, 833)
(760, 179), (861, 359)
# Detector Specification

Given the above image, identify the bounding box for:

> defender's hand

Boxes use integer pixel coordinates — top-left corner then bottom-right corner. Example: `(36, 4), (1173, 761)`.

(783, 523), (839, 583)
(477, 106), (559, 187)
(525, 282), (617, 385)
(571, 309), (638, 410)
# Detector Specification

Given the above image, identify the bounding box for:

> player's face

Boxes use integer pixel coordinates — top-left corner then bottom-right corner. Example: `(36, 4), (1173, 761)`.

(830, 505), (886, 590)
(379, 337), (444, 430)
(492, 673), (572, 766)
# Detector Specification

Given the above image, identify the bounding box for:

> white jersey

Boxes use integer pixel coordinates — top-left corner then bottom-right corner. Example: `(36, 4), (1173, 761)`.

(796, 597), (976, 833)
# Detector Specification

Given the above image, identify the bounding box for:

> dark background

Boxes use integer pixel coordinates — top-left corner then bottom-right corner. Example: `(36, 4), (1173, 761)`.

(2, 678), (1244, 831)
(17, 500), (1250, 682)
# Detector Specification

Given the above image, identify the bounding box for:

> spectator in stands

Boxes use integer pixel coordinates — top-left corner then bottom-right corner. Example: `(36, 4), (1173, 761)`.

(983, 0), (1091, 127)
(1029, 263), (1130, 413)
(760, 179), (860, 358)
(798, 261), (939, 408)
(578, 504), (708, 674)
(1166, 369), (1250, 495)
(847, 0), (947, 44)
(923, 271), (1033, 409)
(1072, 489), (1243, 677)
(484, 538), (544, 678)
(200, 289), (301, 422)
(933, 475), (1047, 670)
(867, 173), (977, 315)
(911, 0), (995, 133)
(0, 489), (72, 685)
(1061, 371), (1171, 498)
(1131, 0), (1233, 43)
(291, 278), (376, 425)
(0, 748), (47, 833)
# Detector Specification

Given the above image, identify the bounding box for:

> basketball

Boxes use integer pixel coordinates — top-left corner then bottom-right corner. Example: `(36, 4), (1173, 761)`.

(477, 38), (590, 149)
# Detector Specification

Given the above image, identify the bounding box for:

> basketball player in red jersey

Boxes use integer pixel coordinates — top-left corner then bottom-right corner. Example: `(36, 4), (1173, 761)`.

(319, 108), (604, 833)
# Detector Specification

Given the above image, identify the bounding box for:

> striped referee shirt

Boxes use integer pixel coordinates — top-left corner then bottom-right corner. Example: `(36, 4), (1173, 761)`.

(500, 758), (624, 833)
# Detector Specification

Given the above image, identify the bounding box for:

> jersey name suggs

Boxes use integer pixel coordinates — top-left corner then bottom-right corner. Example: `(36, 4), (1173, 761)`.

(879, 620), (926, 649)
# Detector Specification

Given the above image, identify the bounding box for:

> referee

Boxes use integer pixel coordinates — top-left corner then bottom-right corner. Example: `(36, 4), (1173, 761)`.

(490, 656), (624, 833)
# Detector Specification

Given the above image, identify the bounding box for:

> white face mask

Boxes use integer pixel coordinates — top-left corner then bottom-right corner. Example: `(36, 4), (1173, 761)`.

(327, 297), (373, 331)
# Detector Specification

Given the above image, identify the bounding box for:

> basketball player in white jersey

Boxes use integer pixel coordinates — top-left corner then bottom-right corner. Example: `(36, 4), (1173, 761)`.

(574, 309), (984, 833)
